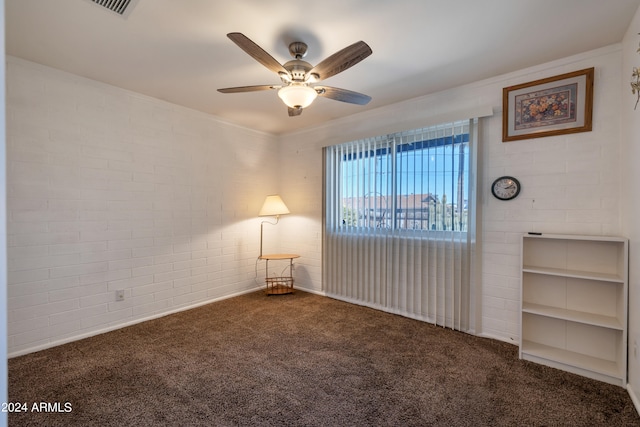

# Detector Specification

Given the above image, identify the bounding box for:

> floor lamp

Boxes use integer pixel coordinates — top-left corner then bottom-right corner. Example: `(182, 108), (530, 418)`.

(258, 195), (290, 258)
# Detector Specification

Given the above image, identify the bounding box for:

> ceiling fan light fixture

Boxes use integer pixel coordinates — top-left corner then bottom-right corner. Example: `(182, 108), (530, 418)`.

(278, 85), (317, 109)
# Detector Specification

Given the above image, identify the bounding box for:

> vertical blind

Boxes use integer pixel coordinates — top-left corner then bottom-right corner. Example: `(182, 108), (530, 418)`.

(323, 120), (478, 331)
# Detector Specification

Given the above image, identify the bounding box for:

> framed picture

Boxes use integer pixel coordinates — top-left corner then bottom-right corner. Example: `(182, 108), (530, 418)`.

(502, 67), (594, 142)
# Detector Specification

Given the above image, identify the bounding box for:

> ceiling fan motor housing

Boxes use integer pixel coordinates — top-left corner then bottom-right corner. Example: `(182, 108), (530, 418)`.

(283, 59), (313, 82)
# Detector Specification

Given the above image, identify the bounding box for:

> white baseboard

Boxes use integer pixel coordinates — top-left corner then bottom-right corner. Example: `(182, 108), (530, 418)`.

(8, 286), (262, 358)
(294, 286), (326, 296)
(476, 332), (519, 346)
(627, 383), (640, 416)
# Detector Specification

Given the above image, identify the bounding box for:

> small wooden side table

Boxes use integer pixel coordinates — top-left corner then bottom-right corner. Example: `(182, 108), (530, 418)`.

(258, 253), (300, 295)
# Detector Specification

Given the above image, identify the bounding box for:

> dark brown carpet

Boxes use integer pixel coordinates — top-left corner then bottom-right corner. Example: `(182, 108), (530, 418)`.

(8, 290), (640, 426)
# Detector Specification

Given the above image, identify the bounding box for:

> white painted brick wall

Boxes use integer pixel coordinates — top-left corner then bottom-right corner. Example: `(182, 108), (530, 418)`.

(6, 57), (279, 356)
(479, 51), (623, 342)
(7, 45), (625, 355)
(621, 5), (640, 401)
(279, 45), (623, 343)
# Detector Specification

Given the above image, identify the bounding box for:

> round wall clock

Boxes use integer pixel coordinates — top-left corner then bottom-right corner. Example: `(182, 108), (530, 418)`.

(491, 176), (521, 201)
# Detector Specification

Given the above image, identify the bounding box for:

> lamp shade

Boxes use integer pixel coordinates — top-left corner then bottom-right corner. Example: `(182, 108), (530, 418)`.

(277, 85), (317, 109)
(259, 195), (290, 217)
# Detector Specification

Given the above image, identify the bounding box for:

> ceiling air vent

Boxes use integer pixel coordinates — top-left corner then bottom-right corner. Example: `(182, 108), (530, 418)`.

(90, 0), (134, 15)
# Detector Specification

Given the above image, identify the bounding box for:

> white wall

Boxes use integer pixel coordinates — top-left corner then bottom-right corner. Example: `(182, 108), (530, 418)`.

(621, 5), (640, 407)
(0, 0), (8, 425)
(4, 41), (628, 359)
(280, 44), (624, 344)
(6, 57), (279, 356)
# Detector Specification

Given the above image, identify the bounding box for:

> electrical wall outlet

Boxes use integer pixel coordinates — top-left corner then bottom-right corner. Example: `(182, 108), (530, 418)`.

(115, 290), (125, 302)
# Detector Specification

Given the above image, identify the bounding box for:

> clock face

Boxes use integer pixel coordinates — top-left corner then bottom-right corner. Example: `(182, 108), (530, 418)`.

(491, 176), (520, 200)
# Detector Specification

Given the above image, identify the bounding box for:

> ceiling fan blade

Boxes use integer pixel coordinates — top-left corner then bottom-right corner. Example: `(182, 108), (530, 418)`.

(308, 41), (372, 81)
(316, 86), (371, 105)
(227, 33), (289, 76)
(217, 85), (278, 93)
(288, 107), (303, 117)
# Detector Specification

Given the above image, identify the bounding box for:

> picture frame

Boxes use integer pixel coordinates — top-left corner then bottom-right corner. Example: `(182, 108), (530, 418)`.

(502, 67), (594, 142)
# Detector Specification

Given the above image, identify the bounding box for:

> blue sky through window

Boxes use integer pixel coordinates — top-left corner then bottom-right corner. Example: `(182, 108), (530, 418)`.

(342, 134), (469, 203)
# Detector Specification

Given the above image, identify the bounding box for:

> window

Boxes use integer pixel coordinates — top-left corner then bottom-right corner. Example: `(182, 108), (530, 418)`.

(323, 119), (478, 331)
(330, 121), (470, 232)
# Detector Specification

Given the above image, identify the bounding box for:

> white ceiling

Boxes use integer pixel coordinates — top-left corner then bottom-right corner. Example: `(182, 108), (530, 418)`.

(6, 0), (640, 135)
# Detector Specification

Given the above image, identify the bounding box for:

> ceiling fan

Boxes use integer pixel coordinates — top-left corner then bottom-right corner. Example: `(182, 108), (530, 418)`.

(218, 32), (373, 117)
